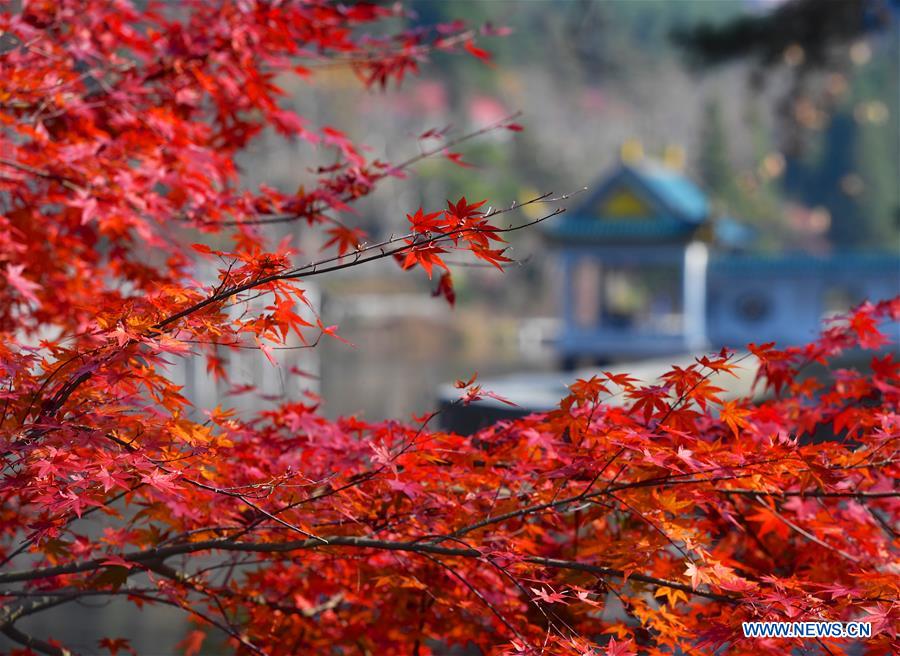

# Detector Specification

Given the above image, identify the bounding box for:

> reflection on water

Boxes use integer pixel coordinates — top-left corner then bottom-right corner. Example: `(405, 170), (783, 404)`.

(318, 312), (553, 423)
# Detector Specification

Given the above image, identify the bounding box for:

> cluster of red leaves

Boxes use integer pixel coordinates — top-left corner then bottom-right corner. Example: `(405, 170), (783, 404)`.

(1, 2), (898, 656)
(3, 294), (897, 655)
(401, 198), (510, 279)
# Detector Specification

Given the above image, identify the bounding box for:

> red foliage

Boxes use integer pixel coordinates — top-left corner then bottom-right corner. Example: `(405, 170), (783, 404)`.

(0, 2), (898, 656)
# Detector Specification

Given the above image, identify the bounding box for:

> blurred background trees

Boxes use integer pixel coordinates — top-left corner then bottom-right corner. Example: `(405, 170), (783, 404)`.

(245, 0), (898, 249)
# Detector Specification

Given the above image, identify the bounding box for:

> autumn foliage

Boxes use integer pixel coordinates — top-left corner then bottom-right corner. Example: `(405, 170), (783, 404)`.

(1, 2), (898, 655)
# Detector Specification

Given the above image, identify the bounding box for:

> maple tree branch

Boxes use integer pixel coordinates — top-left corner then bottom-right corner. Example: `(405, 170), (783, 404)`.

(145, 559), (343, 620)
(213, 111), (523, 228)
(0, 587), (158, 628)
(518, 556), (738, 604)
(6, 3), (896, 652)
(277, 191), (561, 279)
(386, 111), (523, 176)
(0, 535), (738, 606)
(435, 446), (893, 542)
(0, 484), (143, 569)
(655, 350), (754, 428)
(0, 537), (481, 585)
(20, 195), (572, 425)
(462, 540), (576, 640)
(867, 507), (900, 539)
(608, 491), (690, 560)
(0, 624), (68, 656)
(101, 432), (329, 544)
(719, 488), (898, 499)
(153, 198), (567, 333)
(241, 406), (446, 530)
(0, 157), (85, 194)
(135, 590), (270, 656)
(418, 552), (527, 643)
(1, 582), (268, 656)
(749, 496), (862, 563)
(427, 450), (898, 561)
(305, 28), (481, 67)
(440, 456), (799, 543)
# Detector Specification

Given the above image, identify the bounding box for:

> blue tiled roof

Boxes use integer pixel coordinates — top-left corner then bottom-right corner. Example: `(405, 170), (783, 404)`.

(545, 160), (709, 243)
(628, 162), (708, 223)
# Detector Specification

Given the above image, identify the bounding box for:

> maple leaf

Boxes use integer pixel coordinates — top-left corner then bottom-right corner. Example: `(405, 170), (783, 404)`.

(432, 272), (456, 306)
(176, 631), (206, 656)
(574, 589), (603, 608)
(569, 376), (611, 403)
(270, 295), (313, 341)
(745, 506), (791, 540)
(190, 243), (220, 257)
(629, 385), (671, 422)
(406, 207), (445, 234)
(748, 341), (777, 359)
(816, 582), (863, 599)
(687, 379), (726, 410)
(97, 466), (130, 493)
(604, 371), (639, 391)
(684, 562), (709, 589)
(369, 440), (398, 475)
(719, 400), (751, 438)
(254, 336), (278, 366)
(675, 446), (702, 471)
(91, 565), (131, 591)
(456, 374), (517, 406)
(445, 151), (475, 168)
(471, 246), (513, 271)
(654, 586), (689, 607)
(139, 469), (182, 495)
(849, 308), (887, 349)
(418, 126), (450, 140)
(696, 353), (738, 377)
(5, 263), (40, 303)
(446, 196), (488, 228)
(98, 637), (136, 656)
(464, 39), (492, 62)
(401, 241), (449, 278)
(318, 320), (353, 346)
(531, 585), (569, 604)
(861, 604), (898, 638)
(323, 224), (366, 256)
(604, 637), (637, 656)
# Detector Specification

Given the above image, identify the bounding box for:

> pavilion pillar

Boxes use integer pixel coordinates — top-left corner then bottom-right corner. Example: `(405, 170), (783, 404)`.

(561, 253), (574, 328)
(682, 241), (708, 351)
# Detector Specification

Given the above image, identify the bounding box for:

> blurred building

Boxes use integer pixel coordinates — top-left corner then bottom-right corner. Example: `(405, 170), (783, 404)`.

(545, 152), (899, 366)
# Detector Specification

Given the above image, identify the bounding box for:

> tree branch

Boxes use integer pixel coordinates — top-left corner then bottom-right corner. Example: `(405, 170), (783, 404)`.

(1, 624), (71, 656)
(0, 535), (738, 605)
